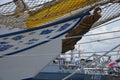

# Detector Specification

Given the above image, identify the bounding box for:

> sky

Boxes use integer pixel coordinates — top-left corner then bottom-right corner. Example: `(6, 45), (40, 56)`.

(0, 0), (12, 4)
(0, 0), (120, 60)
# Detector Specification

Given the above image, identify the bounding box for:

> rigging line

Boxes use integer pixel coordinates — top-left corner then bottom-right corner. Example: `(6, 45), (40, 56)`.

(104, 4), (120, 20)
(62, 40), (120, 80)
(27, 0), (56, 10)
(28, 0), (44, 9)
(29, 0), (63, 20)
(92, 14), (120, 30)
(27, 0), (34, 7)
(101, 2), (113, 9)
(101, 3), (116, 20)
(7, 5), (16, 15)
(0, 2), (12, 7)
(98, 3), (111, 21)
(81, 54), (120, 57)
(93, 5), (120, 28)
(0, 2), (114, 13)
(77, 36), (120, 45)
(32, 0), (39, 6)
(80, 50), (120, 54)
(92, 3), (120, 28)
(64, 8), (120, 39)
(24, 0), (43, 10)
(65, 29), (120, 39)
(84, 43), (120, 67)
(29, 0), (103, 17)
(24, 0), (118, 20)
(92, 18), (120, 30)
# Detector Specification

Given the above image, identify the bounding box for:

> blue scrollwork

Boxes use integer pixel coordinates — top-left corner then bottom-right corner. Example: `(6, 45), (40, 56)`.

(0, 42), (9, 44)
(26, 38), (39, 45)
(0, 42), (13, 51)
(40, 29), (54, 35)
(57, 23), (71, 32)
(12, 35), (25, 41)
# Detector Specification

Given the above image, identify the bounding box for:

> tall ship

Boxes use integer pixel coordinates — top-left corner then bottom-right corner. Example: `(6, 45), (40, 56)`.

(0, 0), (120, 80)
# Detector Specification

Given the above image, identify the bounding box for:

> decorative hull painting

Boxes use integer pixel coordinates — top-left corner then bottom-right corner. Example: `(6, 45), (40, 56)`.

(0, 10), (90, 80)
(0, 18), (81, 56)
(0, 17), (82, 80)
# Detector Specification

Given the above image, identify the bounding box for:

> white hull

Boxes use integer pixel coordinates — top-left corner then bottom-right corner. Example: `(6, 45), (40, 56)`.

(0, 39), (61, 80)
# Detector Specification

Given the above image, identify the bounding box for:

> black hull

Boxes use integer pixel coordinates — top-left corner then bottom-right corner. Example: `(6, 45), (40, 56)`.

(30, 72), (106, 80)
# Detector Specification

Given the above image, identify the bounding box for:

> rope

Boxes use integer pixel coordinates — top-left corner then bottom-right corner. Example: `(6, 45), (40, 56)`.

(92, 3), (120, 28)
(65, 29), (120, 39)
(79, 50), (120, 54)
(77, 36), (120, 45)
(117, 46), (120, 58)
(81, 54), (120, 57)
(92, 17), (120, 30)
